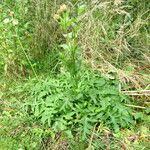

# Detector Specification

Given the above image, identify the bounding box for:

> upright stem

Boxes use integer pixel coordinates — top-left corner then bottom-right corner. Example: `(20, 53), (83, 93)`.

(16, 30), (38, 79)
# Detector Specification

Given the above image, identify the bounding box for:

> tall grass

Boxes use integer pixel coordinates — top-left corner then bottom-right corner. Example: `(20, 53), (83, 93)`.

(79, 0), (150, 89)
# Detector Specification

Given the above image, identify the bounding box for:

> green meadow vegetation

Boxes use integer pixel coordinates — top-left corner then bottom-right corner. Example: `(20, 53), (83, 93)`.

(0, 0), (150, 149)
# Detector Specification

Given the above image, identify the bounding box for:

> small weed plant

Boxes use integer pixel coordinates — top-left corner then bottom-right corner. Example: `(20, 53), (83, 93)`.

(25, 4), (134, 140)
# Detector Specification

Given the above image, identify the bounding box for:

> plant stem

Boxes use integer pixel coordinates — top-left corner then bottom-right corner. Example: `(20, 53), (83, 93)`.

(15, 30), (38, 79)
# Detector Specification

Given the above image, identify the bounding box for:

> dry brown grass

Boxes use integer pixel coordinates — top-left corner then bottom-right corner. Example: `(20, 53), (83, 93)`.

(79, 0), (150, 90)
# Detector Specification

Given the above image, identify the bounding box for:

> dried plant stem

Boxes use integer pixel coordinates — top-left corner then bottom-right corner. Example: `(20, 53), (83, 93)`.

(125, 104), (146, 109)
(122, 90), (150, 96)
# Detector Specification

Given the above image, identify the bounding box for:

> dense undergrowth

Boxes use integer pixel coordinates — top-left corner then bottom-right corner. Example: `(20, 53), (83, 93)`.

(0, 0), (150, 150)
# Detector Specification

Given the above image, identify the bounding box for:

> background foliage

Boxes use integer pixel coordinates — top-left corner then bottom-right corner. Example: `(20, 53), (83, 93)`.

(0, 0), (149, 149)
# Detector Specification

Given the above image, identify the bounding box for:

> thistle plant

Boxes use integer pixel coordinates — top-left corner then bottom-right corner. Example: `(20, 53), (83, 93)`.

(54, 4), (86, 89)
(25, 3), (134, 141)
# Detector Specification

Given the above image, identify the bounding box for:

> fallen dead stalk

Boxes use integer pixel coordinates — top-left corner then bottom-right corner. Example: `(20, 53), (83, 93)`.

(122, 90), (150, 96)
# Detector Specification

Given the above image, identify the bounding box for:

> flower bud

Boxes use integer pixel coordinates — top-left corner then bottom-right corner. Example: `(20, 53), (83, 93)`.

(53, 14), (60, 20)
(57, 4), (67, 14)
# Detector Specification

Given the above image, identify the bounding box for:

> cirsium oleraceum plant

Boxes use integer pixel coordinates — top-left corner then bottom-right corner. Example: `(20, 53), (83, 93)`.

(53, 4), (86, 89)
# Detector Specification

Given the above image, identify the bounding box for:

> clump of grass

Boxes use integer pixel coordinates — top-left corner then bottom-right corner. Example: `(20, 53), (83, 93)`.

(29, 0), (63, 57)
